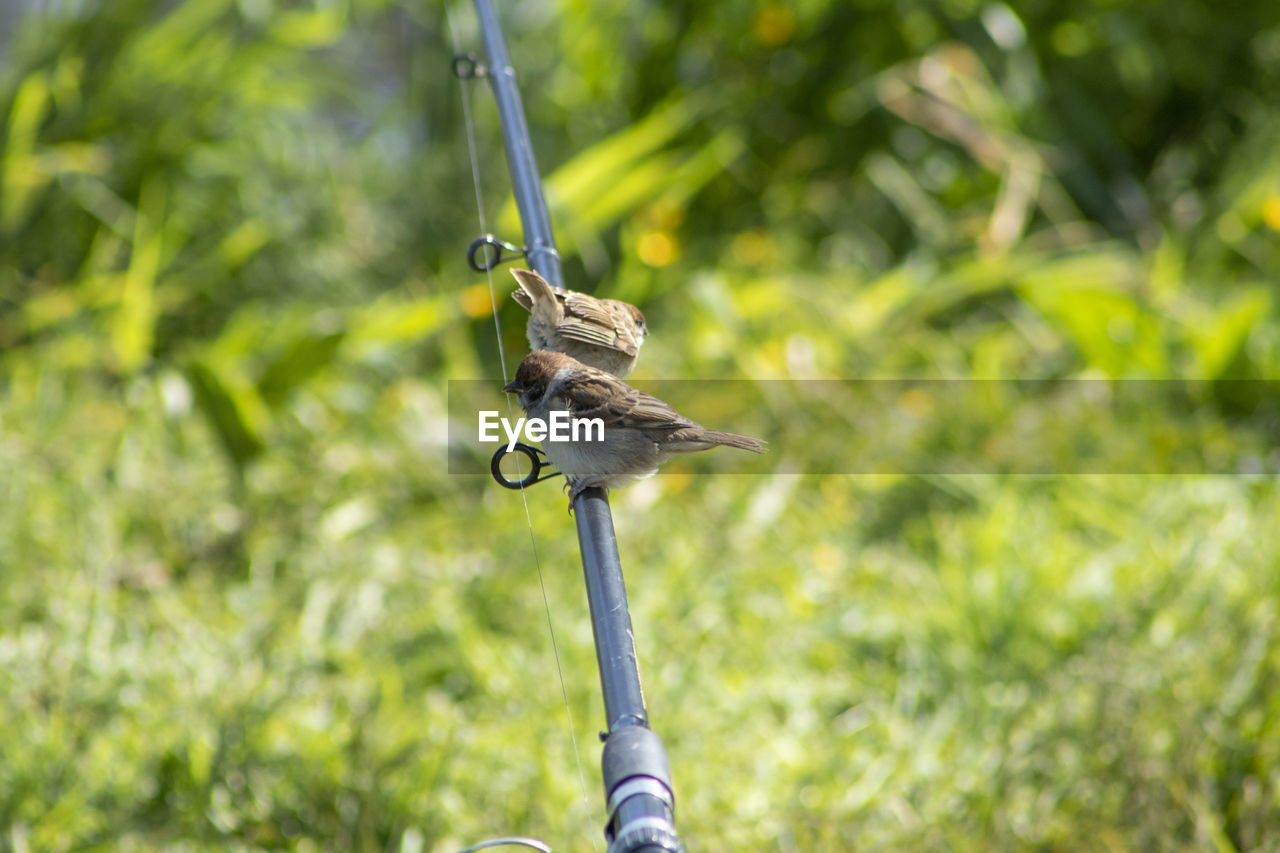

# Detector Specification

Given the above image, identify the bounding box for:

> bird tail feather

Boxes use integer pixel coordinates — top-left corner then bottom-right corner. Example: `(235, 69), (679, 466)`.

(511, 269), (562, 328)
(694, 430), (767, 453)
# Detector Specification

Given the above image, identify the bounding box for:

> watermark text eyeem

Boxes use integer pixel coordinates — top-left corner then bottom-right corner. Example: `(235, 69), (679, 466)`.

(479, 410), (605, 452)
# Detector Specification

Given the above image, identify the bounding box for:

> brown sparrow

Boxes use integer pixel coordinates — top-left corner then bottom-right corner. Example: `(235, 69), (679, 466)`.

(510, 268), (648, 378)
(502, 350), (767, 504)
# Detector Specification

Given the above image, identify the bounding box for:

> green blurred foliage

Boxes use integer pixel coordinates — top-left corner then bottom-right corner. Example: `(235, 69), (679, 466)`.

(2, 0), (1279, 850)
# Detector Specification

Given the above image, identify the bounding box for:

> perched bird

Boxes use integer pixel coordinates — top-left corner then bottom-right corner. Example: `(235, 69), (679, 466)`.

(503, 350), (766, 504)
(510, 268), (648, 378)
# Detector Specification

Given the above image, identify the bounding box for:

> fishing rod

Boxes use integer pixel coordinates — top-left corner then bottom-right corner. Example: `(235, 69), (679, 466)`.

(453, 2), (685, 852)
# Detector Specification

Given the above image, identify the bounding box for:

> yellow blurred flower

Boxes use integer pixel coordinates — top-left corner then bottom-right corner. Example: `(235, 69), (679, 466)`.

(1262, 196), (1280, 232)
(731, 229), (776, 266)
(459, 284), (496, 318)
(643, 199), (686, 231)
(637, 230), (681, 267)
(899, 387), (934, 418)
(754, 6), (796, 47)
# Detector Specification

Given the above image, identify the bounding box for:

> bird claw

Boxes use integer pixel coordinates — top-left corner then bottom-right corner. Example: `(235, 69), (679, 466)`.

(565, 479), (605, 513)
(566, 480), (585, 513)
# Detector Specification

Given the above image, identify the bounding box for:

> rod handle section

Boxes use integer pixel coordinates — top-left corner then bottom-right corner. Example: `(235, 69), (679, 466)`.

(602, 726), (685, 853)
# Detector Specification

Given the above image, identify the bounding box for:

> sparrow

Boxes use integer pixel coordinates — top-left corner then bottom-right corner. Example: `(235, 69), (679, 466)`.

(502, 350), (767, 505)
(510, 268), (648, 378)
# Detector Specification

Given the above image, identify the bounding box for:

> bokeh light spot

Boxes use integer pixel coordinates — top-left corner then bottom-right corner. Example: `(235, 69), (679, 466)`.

(753, 6), (796, 47)
(637, 230), (680, 267)
(460, 284), (495, 318)
(1262, 196), (1280, 232)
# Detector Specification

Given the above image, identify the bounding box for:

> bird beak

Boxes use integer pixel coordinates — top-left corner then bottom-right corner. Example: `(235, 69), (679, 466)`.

(502, 379), (520, 394)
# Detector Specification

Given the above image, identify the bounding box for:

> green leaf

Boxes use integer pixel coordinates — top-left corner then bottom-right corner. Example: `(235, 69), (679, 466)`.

(186, 357), (268, 468)
(1190, 288), (1270, 379)
(1, 69), (52, 232)
(268, 9), (347, 48)
(1017, 251), (1167, 376)
(497, 93), (714, 249)
(111, 180), (166, 374)
(257, 327), (347, 406)
(349, 295), (453, 347)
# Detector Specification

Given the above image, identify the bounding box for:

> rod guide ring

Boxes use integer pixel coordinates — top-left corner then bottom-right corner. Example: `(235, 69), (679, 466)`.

(490, 442), (560, 490)
(468, 235), (527, 272)
(451, 53), (487, 79)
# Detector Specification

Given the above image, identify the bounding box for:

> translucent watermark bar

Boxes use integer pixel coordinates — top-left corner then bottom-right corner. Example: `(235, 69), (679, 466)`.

(447, 379), (1280, 475)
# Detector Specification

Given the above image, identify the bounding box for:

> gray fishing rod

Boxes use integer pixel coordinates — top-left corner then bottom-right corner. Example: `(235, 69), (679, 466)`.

(456, 2), (685, 851)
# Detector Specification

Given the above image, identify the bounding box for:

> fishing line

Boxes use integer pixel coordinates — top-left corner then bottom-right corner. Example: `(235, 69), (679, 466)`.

(444, 4), (598, 848)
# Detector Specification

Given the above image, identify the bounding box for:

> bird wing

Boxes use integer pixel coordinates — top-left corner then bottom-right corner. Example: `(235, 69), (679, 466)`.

(603, 299), (646, 354)
(554, 372), (698, 431)
(558, 294), (641, 356)
(512, 275), (640, 357)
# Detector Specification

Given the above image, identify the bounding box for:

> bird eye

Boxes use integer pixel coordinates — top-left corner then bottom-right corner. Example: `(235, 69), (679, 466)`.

(528, 382), (544, 398)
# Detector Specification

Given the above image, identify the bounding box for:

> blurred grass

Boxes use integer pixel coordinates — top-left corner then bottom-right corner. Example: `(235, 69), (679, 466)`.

(2, 0), (1279, 850)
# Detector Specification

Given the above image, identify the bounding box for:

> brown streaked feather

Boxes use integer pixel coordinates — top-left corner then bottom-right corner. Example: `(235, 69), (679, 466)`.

(556, 317), (618, 348)
(562, 293), (615, 327)
(557, 325), (640, 356)
(552, 370), (698, 431)
(558, 297), (642, 355)
(508, 351), (768, 476)
(511, 270), (643, 358)
(599, 300), (646, 355)
(665, 428), (767, 452)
